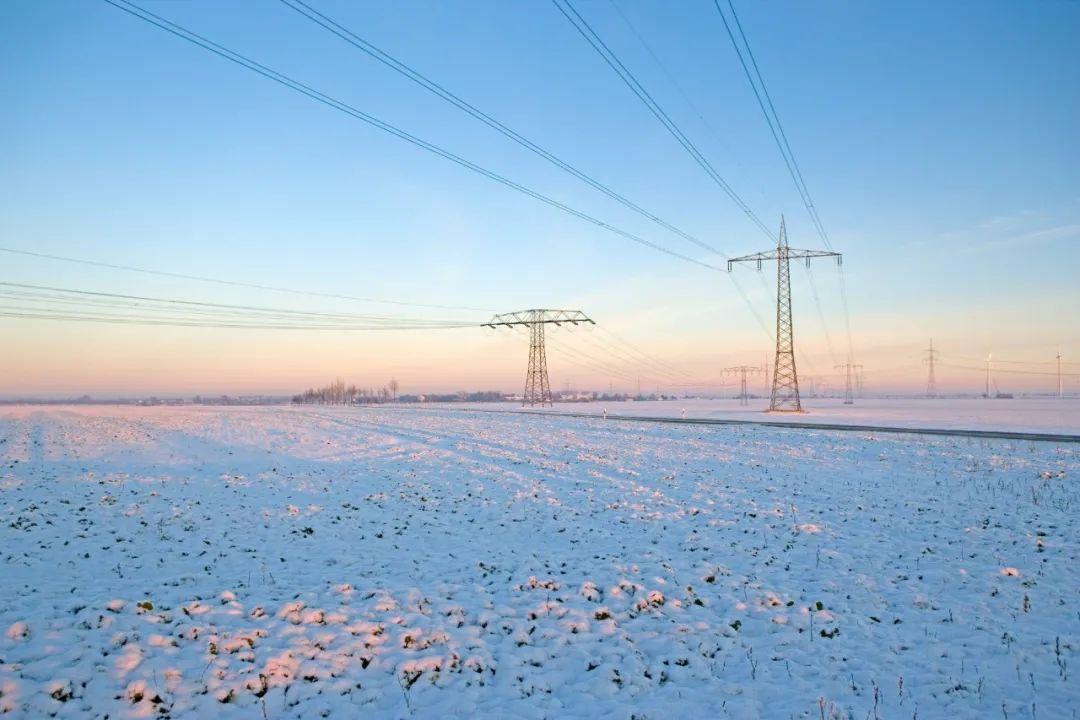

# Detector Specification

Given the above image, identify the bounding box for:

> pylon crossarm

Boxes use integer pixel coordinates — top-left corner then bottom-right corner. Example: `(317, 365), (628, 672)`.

(727, 250), (779, 271)
(486, 309), (594, 327)
(786, 249), (841, 260)
(728, 249), (841, 271)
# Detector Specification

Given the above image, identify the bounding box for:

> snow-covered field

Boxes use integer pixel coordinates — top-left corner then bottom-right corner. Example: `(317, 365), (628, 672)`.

(1, 405), (1076, 719)
(472, 398), (1080, 435)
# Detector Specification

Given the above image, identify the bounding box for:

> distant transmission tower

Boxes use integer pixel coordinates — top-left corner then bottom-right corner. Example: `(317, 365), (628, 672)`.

(728, 216), (841, 412)
(924, 338), (939, 398)
(835, 361), (863, 405)
(723, 365), (765, 405)
(485, 309), (594, 407)
(1057, 350), (1063, 399)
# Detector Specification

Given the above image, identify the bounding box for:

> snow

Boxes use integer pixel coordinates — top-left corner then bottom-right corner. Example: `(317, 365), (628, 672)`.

(468, 398), (1080, 435)
(1, 405), (1077, 718)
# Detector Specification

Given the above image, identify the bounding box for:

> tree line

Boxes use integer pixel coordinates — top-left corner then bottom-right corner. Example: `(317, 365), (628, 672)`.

(292, 378), (399, 405)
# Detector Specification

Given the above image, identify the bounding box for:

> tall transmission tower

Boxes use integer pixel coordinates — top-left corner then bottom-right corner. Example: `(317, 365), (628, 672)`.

(723, 365), (765, 405)
(835, 361), (863, 405)
(984, 353), (992, 398)
(728, 216), (841, 412)
(924, 338), (939, 398)
(484, 309), (594, 407)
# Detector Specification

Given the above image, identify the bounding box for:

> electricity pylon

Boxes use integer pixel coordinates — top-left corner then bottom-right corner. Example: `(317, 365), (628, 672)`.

(1057, 350), (1063, 399)
(924, 338), (939, 398)
(484, 309), (594, 407)
(723, 365), (765, 405)
(835, 361), (863, 405)
(728, 216), (842, 412)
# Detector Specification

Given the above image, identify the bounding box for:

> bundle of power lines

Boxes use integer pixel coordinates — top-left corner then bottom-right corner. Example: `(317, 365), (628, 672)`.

(4, 0), (856, 386)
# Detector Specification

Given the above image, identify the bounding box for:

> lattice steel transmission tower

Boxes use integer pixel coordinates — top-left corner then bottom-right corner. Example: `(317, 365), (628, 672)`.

(1057, 350), (1063, 399)
(484, 309), (594, 407)
(728, 216), (842, 412)
(723, 365), (765, 405)
(924, 338), (939, 398)
(835, 361), (863, 405)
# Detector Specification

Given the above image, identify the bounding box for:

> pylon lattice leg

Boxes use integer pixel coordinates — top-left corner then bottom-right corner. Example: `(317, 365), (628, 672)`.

(770, 220), (802, 412)
(523, 320), (552, 407)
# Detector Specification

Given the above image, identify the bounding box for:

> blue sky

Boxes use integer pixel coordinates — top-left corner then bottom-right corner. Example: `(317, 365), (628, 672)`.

(1, 0), (1078, 396)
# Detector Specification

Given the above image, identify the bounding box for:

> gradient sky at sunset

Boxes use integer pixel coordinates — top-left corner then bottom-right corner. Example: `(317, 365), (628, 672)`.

(1, 0), (1078, 397)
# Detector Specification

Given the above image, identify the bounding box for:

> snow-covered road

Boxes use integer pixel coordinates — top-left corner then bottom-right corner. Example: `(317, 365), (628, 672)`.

(1, 406), (1076, 718)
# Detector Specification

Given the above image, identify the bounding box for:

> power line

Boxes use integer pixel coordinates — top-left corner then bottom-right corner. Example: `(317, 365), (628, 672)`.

(0, 282), (484, 330)
(939, 362), (1080, 378)
(592, 326), (697, 380)
(0, 246), (488, 313)
(278, 0), (732, 262)
(606, 0), (769, 209)
(569, 332), (693, 384)
(276, 0), (784, 349)
(0, 282), (475, 325)
(949, 353), (1080, 367)
(803, 264), (839, 365)
(0, 309), (479, 331)
(552, 0), (775, 242)
(549, 0), (788, 347)
(714, 0), (857, 367)
(714, 0), (828, 249)
(101, 0), (724, 273)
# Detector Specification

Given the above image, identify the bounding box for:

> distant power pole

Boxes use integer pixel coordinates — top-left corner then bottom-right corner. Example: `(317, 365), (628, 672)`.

(924, 338), (939, 398)
(835, 361), (863, 405)
(723, 365), (765, 405)
(984, 354), (992, 398)
(1057, 350), (1063, 399)
(484, 309), (594, 407)
(728, 216), (842, 412)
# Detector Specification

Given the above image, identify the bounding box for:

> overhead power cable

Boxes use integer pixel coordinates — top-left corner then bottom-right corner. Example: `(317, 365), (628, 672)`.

(508, 324), (641, 386)
(0, 310), (479, 331)
(101, 0), (724, 273)
(279, 0), (731, 262)
(0, 282), (475, 324)
(0, 282), (483, 330)
(940, 362), (1080, 378)
(606, 0), (769, 209)
(803, 265), (838, 365)
(714, 0), (856, 362)
(0, 246), (488, 313)
(714, 0), (828, 250)
(949, 354), (1080, 367)
(553, 0), (775, 242)
(592, 326), (697, 380)
(568, 332), (692, 384)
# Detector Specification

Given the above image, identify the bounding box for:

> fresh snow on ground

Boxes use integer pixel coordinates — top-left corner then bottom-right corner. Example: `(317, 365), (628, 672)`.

(0, 405), (1076, 718)
(469, 398), (1080, 435)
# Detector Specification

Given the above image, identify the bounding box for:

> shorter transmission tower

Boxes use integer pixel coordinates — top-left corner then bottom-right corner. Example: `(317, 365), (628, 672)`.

(1057, 350), (1063, 399)
(924, 338), (939, 398)
(484, 309), (594, 407)
(723, 365), (765, 405)
(835, 361), (863, 405)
